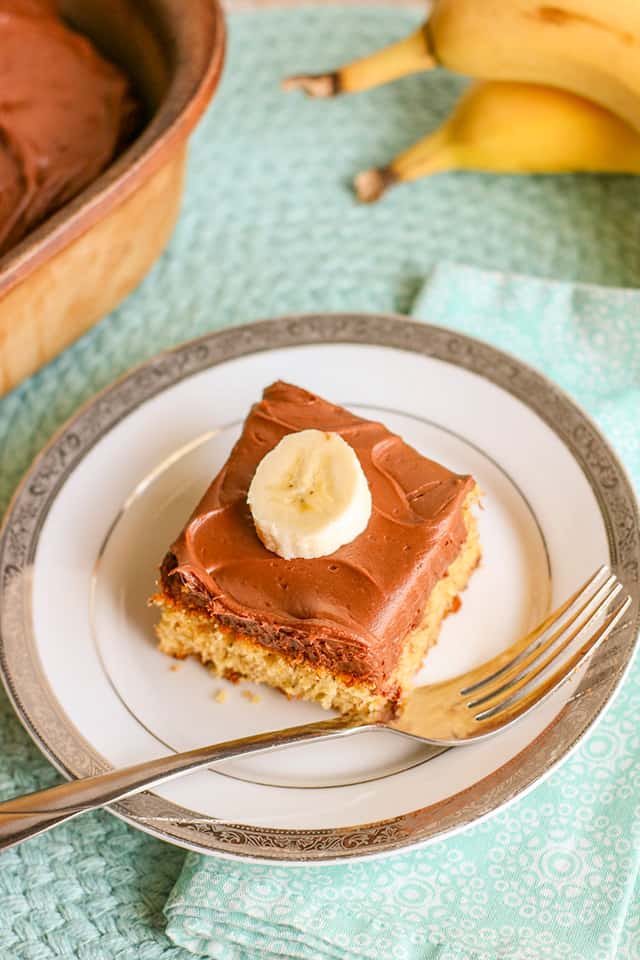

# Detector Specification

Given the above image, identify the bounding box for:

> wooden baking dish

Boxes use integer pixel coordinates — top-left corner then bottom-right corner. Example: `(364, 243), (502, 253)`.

(0, 0), (225, 395)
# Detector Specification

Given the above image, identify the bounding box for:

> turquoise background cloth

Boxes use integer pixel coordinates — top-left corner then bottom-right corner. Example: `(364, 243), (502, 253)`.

(0, 7), (638, 958)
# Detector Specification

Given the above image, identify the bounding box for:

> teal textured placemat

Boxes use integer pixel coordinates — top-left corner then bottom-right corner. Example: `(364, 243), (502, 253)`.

(0, 7), (639, 958)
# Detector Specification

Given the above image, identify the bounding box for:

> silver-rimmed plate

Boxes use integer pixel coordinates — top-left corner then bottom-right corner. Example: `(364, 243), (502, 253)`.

(1, 314), (638, 863)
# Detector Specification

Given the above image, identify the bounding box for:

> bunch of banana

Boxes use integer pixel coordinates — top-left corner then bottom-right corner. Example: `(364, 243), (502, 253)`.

(283, 0), (640, 200)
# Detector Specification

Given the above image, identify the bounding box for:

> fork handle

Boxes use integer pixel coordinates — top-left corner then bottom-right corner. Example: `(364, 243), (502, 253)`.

(0, 716), (366, 851)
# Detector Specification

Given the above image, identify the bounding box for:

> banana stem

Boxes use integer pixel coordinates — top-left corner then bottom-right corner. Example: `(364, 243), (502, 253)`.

(283, 24), (435, 97)
(355, 128), (455, 202)
(354, 168), (398, 203)
(391, 127), (455, 180)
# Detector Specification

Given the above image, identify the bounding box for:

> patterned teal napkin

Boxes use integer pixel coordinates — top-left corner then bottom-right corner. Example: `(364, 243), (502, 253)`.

(164, 262), (640, 960)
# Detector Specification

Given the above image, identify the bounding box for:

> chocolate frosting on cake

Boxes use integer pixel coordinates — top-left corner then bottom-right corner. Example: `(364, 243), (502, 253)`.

(0, 0), (137, 255)
(164, 382), (475, 690)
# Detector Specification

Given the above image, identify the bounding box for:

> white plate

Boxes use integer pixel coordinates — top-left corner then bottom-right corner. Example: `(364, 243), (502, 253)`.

(1, 315), (638, 863)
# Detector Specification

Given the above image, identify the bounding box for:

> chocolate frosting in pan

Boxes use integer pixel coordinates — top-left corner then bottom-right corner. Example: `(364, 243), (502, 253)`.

(165, 382), (475, 690)
(0, 0), (137, 255)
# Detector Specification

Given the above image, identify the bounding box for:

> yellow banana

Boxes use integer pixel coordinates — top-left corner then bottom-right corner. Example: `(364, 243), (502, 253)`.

(355, 80), (640, 201)
(283, 0), (640, 133)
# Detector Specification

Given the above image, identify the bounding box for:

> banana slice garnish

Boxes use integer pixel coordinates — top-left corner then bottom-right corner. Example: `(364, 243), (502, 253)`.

(247, 429), (372, 560)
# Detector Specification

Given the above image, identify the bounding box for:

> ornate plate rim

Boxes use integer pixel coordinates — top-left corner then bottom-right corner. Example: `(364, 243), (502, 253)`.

(0, 313), (638, 863)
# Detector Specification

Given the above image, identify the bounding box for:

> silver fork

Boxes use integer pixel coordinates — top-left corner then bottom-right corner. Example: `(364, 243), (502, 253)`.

(0, 565), (630, 851)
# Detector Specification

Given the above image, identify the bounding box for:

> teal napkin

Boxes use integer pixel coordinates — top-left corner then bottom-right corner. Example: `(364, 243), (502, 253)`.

(164, 262), (640, 960)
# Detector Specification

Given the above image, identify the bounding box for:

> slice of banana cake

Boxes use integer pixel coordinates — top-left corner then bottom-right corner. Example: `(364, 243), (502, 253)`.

(153, 381), (481, 720)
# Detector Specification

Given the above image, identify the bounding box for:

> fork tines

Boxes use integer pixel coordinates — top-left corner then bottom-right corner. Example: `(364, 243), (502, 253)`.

(465, 565), (631, 727)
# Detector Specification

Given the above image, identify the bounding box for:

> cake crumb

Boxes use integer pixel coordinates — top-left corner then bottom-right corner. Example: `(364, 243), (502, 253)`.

(169, 663), (181, 672)
(214, 689), (228, 704)
(241, 690), (261, 705)
(223, 670), (242, 685)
